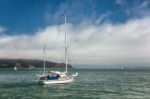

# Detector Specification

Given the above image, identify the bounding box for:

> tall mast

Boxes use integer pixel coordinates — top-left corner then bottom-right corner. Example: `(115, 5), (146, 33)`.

(43, 44), (46, 76)
(65, 12), (68, 73)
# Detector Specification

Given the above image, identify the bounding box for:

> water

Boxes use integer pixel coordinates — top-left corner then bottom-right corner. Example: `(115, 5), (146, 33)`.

(0, 68), (150, 99)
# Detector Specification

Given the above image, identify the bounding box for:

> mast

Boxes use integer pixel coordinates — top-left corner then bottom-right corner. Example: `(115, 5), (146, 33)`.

(65, 12), (68, 73)
(43, 44), (46, 76)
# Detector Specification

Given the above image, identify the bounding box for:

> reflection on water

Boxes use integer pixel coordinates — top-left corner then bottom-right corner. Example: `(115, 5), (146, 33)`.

(0, 68), (150, 99)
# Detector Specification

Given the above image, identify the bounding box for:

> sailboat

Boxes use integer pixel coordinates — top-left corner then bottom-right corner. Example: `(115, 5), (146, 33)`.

(36, 12), (78, 84)
(14, 66), (17, 71)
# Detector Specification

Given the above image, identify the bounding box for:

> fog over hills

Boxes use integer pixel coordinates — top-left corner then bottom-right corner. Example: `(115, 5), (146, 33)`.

(0, 59), (72, 68)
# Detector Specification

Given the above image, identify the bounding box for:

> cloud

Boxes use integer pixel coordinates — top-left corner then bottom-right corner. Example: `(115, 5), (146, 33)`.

(116, 0), (150, 18)
(126, 1), (150, 17)
(44, 0), (99, 25)
(71, 17), (150, 65)
(0, 26), (5, 33)
(0, 16), (150, 66)
(0, 25), (65, 62)
(95, 11), (112, 25)
(116, 0), (126, 5)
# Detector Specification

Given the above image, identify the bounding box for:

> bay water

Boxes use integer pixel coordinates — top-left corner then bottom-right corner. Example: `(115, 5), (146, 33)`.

(0, 68), (150, 99)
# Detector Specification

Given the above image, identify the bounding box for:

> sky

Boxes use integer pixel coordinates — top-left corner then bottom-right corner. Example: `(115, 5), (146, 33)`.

(0, 0), (150, 68)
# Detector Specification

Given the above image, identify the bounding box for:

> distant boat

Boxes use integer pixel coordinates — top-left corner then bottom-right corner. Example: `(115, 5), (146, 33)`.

(36, 12), (78, 84)
(121, 66), (125, 70)
(28, 65), (35, 69)
(14, 66), (17, 71)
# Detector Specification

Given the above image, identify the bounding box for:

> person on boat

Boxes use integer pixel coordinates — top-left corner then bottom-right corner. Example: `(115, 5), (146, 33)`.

(47, 75), (49, 78)
(47, 71), (51, 78)
(40, 76), (46, 80)
(56, 74), (60, 79)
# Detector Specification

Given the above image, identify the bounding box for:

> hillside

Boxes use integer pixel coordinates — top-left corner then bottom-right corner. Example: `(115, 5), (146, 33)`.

(0, 59), (72, 68)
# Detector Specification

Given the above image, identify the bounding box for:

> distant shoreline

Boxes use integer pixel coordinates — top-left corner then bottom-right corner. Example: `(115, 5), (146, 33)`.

(0, 58), (72, 69)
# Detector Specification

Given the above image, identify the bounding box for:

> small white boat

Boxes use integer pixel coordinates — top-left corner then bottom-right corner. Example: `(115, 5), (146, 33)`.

(36, 12), (78, 84)
(121, 66), (125, 70)
(14, 66), (17, 71)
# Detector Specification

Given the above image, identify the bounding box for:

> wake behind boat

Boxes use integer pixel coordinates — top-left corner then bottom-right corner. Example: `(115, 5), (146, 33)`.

(36, 12), (78, 84)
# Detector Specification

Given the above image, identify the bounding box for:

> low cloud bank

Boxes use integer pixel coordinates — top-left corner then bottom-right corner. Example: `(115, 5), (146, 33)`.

(0, 17), (150, 66)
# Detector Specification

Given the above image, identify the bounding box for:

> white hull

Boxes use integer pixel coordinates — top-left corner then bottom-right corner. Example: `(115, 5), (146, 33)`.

(38, 78), (74, 84)
(14, 66), (17, 71)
